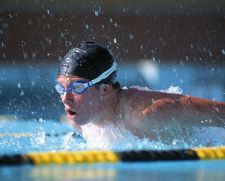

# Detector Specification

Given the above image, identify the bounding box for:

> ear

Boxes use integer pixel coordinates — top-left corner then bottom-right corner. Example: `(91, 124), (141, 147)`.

(99, 84), (111, 95)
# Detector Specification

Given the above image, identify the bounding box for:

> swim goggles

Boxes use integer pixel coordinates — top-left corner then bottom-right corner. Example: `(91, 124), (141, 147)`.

(55, 62), (117, 94)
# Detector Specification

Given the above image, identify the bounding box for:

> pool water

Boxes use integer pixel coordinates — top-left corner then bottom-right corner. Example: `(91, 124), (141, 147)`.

(0, 120), (225, 181)
(0, 120), (85, 154)
(1, 161), (225, 181)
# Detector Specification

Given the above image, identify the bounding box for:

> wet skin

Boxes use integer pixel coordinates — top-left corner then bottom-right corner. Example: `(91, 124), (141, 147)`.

(57, 75), (225, 139)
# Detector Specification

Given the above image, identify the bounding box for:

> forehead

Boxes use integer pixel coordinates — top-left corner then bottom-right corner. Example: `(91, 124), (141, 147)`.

(57, 75), (88, 84)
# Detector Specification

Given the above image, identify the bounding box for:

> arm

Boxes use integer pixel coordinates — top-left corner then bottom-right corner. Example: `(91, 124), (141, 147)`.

(142, 94), (225, 127)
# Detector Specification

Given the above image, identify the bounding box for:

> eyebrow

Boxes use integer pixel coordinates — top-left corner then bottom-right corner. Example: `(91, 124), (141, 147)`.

(57, 77), (88, 84)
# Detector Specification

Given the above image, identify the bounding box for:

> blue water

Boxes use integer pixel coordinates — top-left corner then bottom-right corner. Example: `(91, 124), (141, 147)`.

(1, 161), (225, 181)
(1, 120), (225, 153)
(0, 120), (85, 154)
(0, 120), (225, 181)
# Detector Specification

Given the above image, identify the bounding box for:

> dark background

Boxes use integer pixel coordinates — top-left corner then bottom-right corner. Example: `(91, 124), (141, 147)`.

(0, 0), (225, 120)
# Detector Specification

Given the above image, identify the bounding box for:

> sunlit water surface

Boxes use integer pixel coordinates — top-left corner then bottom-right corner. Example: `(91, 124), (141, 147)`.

(0, 116), (225, 181)
(0, 119), (225, 154)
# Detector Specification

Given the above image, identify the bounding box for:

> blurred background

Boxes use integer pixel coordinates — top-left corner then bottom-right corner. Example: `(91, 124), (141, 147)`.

(0, 0), (225, 120)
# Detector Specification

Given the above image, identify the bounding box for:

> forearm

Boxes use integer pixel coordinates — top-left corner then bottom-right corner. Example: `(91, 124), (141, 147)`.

(179, 96), (225, 127)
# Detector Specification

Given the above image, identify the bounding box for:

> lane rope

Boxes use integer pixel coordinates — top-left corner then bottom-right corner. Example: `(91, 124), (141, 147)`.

(0, 146), (224, 165)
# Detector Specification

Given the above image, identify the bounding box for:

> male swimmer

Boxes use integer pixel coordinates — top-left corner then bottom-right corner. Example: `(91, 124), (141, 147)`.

(55, 41), (225, 141)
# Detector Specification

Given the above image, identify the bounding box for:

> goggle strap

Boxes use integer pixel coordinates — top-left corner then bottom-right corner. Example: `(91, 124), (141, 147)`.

(90, 62), (117, 85)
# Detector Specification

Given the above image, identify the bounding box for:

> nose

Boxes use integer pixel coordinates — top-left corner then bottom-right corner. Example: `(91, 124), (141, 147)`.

(61, 92), (74, 105)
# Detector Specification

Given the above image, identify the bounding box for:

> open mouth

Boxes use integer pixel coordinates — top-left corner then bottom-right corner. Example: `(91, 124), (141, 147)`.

(66, 109), (77, 116)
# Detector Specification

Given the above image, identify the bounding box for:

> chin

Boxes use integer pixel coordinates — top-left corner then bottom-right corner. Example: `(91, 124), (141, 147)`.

(72, 117), (89, 126)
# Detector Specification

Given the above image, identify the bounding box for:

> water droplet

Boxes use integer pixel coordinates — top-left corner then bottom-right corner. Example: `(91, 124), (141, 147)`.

(38, 118), (45, 123)
(17, 83), (21, 89)
(60, 32), (65, 38)
(32, 52), (36, 59)
(122, 8), (127, 13)
(129, 34), (134, 40)
(1, 42), (6, 48)
(222, 49), (225, 55)
(31, 81), (35, 86)
(94, 11), (99, 16)
(208, 51), (212, 57)
(23, 51), (28, 59)
(20, 90), (24, 96)
(113, 22), (118, 27)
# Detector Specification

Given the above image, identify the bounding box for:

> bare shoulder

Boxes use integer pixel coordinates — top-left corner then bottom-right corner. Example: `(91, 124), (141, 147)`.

(120, 88), (184, 120)
(120, 87), (225, 128)
(121, 87), (184, 104)
(122, 87), (225, 106)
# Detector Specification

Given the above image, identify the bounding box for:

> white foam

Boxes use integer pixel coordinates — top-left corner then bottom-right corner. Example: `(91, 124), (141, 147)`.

(160, 85), (183, 94)
(80, 119), (225, 150)
(130, 85), (152, 91)
(129, 85), (183, 94)
(81, 123), (171, 151)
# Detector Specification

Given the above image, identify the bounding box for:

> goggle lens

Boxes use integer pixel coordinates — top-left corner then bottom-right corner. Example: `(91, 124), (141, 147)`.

(71, 81), (88, 94)
(55, 84), (66, 94)
(55, 81), (88, 94)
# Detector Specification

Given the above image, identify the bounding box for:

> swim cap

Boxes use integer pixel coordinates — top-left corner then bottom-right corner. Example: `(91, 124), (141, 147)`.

(58, 41), (117, 84)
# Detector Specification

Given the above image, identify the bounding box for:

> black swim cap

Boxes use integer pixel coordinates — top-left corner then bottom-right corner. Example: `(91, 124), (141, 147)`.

(58, 42), (117, 84)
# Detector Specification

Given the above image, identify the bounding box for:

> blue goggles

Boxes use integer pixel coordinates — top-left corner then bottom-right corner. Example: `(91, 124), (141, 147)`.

(55, 62), (117, 94)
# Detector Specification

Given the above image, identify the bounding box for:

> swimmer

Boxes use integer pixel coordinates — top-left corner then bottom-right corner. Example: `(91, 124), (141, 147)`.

(55, 41), (225, 139)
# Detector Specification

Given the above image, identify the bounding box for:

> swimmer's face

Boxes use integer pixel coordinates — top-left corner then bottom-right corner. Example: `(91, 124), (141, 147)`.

(57, 75), (101, 125)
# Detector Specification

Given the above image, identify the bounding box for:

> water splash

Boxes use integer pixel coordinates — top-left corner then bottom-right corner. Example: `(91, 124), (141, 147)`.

(81, 122), (225, 151)
(0, 120), (85, 154)
(190, 127), (225, 146)
(160, 85), (183, 94)
(81, 123), (171, 151)
(129, 85), (182, 94)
